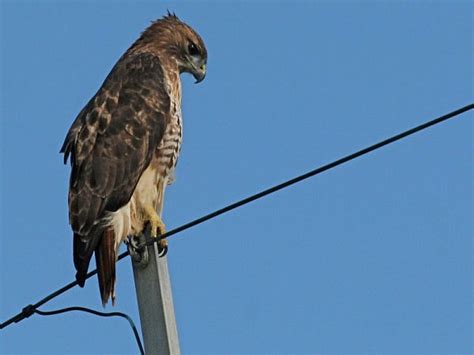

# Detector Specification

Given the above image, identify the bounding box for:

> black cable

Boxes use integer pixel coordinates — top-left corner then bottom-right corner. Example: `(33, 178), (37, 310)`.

(34, 306), (144, 355)
(142, 103), (474, 246)
(1, 103), (472, 331)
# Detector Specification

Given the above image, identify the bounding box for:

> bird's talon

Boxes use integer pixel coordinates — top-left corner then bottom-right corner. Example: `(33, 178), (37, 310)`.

(143, 206), (168, 256)
(127, 235), (148, 265)
(157, 238), (168, 257)
(158, 244), (168, 257)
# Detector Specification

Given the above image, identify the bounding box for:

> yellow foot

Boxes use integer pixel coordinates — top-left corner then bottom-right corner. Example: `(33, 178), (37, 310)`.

(143, 205), (168, 257)
(143, 205), (166, 237)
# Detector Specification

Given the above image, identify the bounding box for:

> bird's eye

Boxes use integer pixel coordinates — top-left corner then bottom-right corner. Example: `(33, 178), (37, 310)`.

(188, 42), (199, 56)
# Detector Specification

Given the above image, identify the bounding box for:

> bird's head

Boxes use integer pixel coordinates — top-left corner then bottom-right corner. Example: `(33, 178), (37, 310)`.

(138, 12), (207, 83)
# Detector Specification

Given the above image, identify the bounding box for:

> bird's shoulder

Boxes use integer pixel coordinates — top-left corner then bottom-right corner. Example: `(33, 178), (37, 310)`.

(61, 52), (171, 165)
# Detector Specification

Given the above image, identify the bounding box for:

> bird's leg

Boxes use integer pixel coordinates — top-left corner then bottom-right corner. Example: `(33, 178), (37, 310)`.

(143, 205), (168, 257)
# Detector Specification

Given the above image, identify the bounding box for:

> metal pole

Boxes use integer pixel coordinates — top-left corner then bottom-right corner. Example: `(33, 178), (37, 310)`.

(131, 228), (180, 355)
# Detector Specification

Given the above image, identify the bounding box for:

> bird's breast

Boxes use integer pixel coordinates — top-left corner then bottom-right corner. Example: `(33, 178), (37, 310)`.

(155, 102), (182, 179)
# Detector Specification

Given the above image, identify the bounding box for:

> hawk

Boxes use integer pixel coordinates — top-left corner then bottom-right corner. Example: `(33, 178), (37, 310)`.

(61, 13), (207, 305)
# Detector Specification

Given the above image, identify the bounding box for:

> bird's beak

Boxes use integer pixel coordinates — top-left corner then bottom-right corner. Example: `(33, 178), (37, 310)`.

(193, 63), (206, 84)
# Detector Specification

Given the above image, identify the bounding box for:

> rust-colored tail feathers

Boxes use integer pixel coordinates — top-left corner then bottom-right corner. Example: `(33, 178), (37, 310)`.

(95, 227), (117, 306)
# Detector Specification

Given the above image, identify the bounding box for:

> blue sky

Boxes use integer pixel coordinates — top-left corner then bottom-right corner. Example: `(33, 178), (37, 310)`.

(1, 1), (472, 354)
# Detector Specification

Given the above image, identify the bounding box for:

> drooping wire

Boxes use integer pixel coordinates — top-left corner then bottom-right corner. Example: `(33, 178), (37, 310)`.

(0, 103), (472, 332)
(34, 306), (145, 355)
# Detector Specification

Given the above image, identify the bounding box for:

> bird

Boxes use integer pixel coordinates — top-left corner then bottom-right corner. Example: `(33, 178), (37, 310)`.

(60, 12), (207, 306)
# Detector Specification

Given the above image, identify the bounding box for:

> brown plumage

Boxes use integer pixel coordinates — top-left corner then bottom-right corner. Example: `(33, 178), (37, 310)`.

(61, 13), (207, 305)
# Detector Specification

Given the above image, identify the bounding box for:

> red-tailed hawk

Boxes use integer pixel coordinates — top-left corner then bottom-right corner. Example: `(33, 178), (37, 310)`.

(61, 13), (207, 305)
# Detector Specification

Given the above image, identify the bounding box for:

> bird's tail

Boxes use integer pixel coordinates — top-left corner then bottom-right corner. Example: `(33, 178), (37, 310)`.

(95, 227), (117, 306)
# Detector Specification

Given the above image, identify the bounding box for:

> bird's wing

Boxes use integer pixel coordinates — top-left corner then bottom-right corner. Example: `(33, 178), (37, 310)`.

(61, 53), (170, 278)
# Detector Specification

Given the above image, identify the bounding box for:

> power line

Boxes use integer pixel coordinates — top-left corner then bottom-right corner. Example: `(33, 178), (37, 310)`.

(144, 103), (474, 249)
(34, 306), (144, 355)
(1, 103), (472, 332)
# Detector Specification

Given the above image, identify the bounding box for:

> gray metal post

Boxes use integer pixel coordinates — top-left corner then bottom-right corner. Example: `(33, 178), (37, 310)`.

(131, 231), (180, 355)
